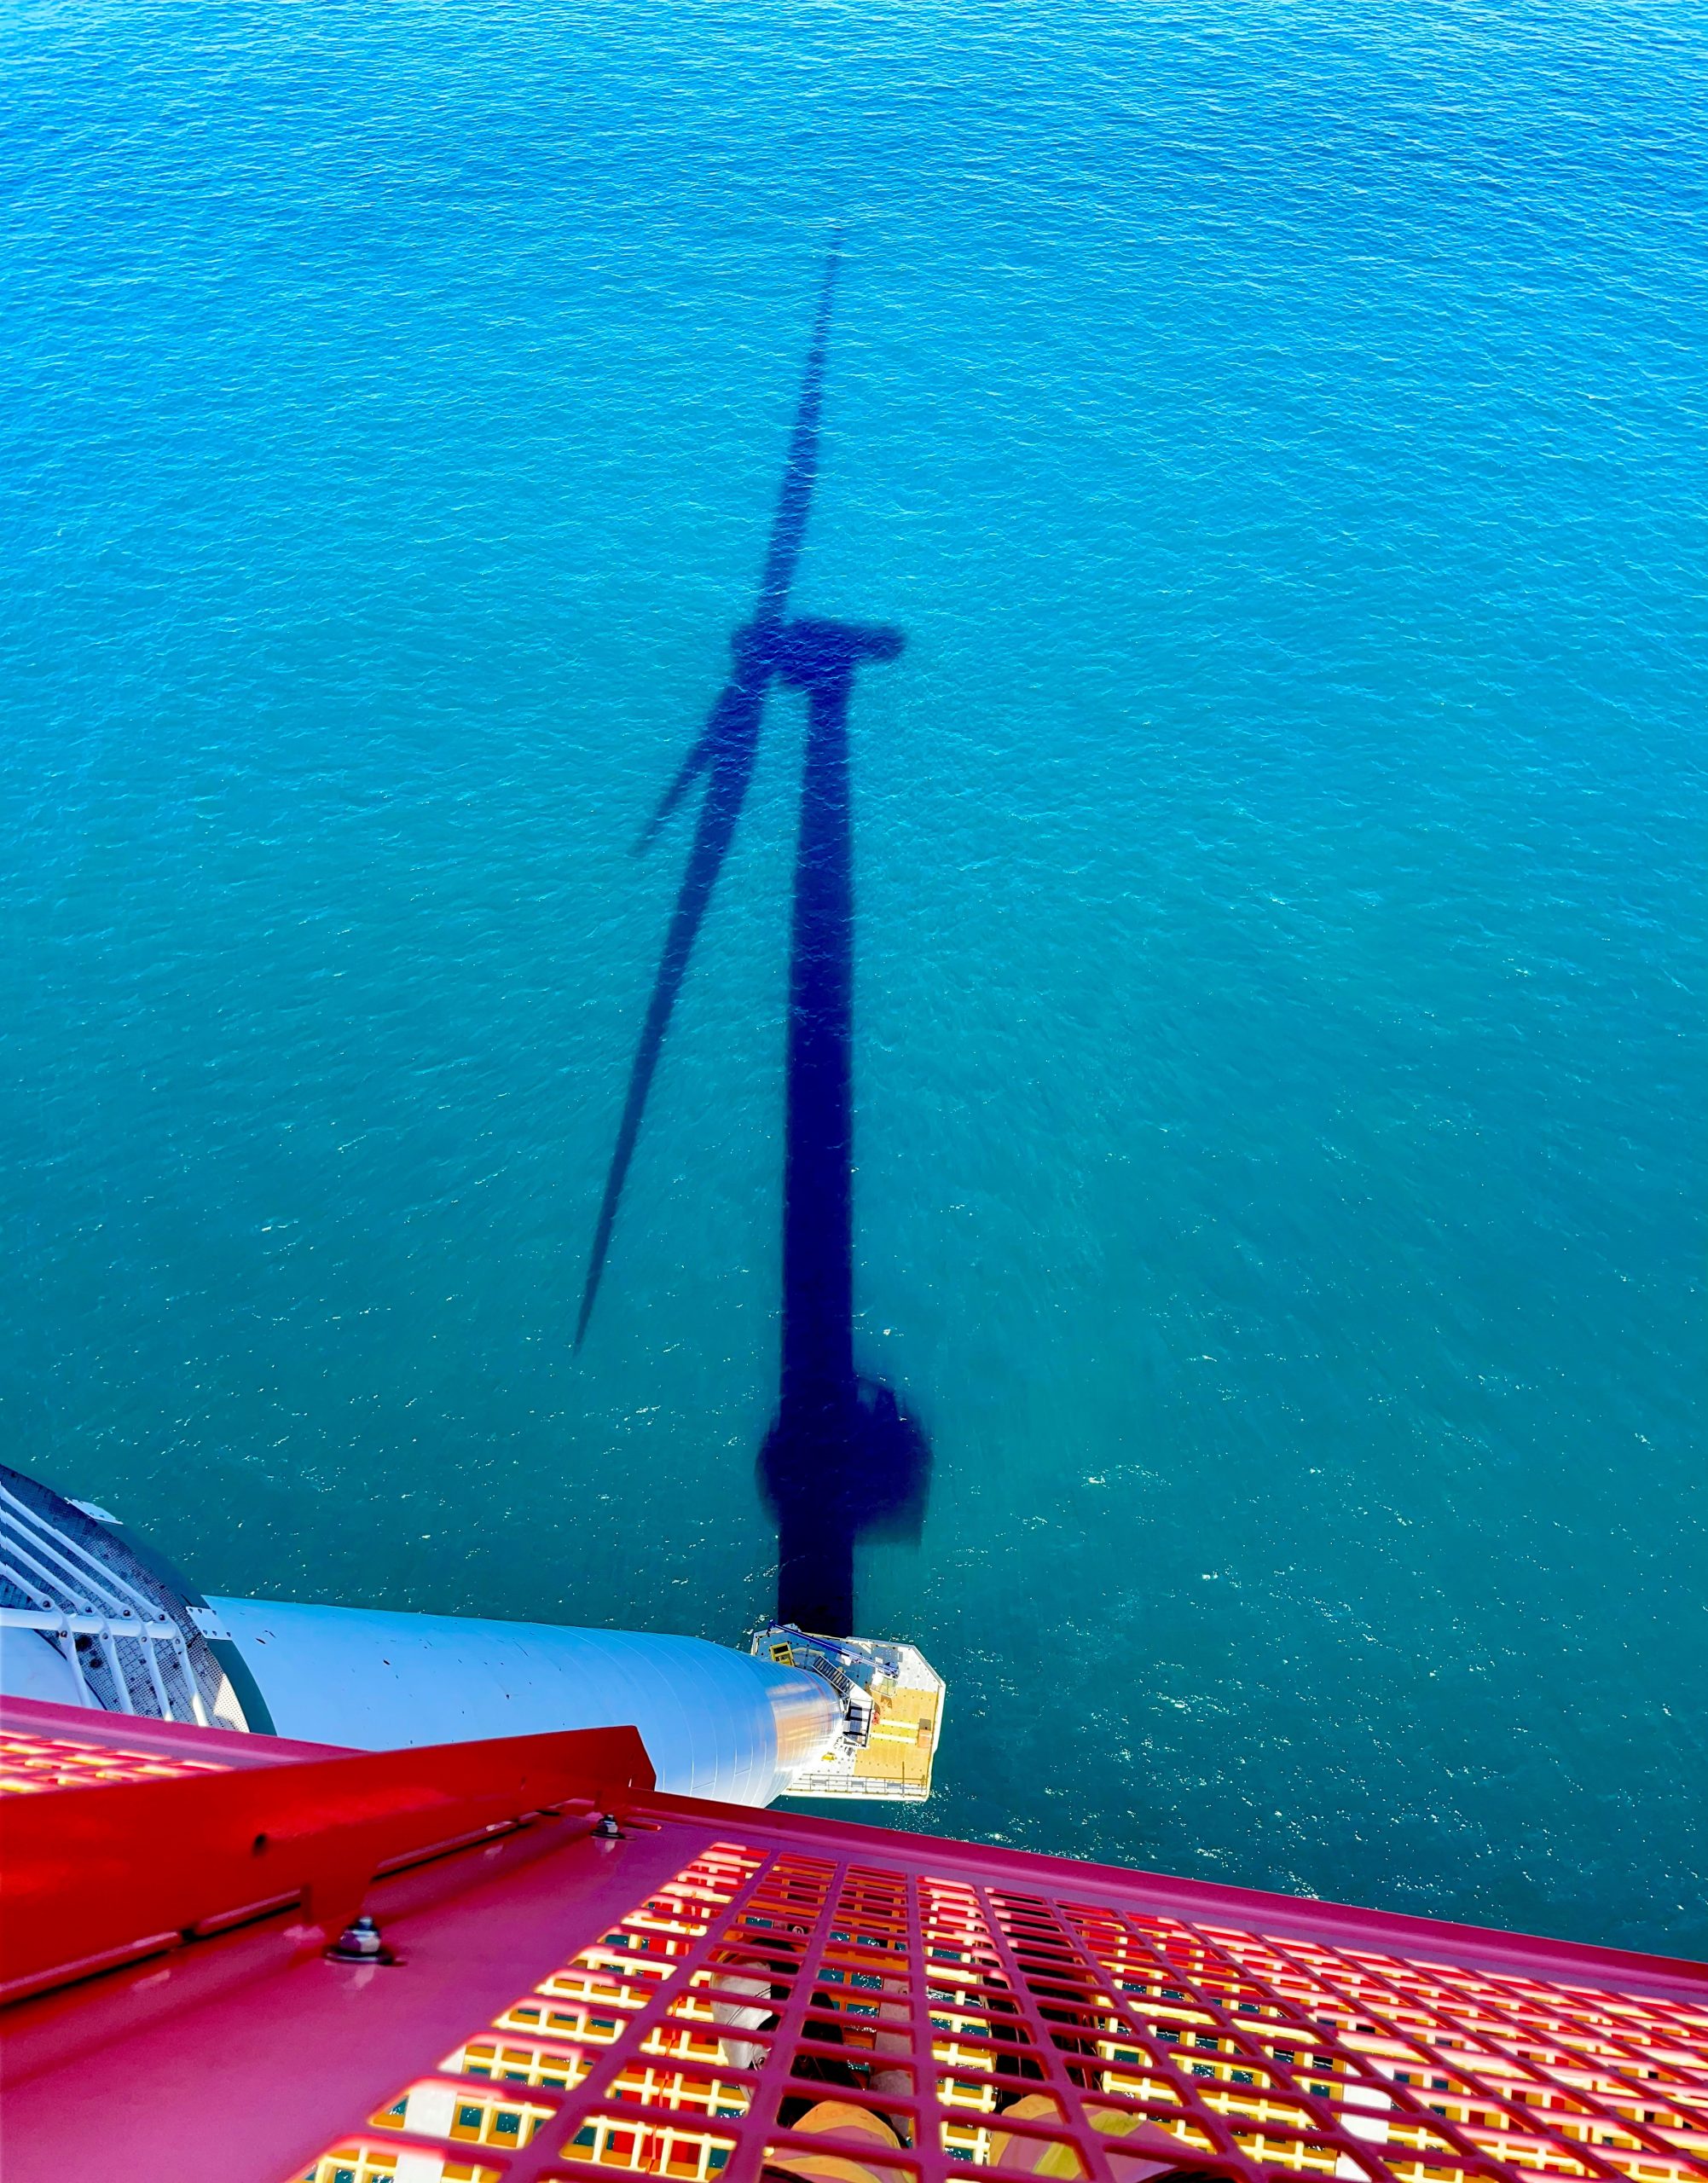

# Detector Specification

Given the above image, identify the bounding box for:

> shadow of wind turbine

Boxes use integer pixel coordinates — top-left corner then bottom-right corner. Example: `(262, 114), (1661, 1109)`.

(575, 240), (931, 1642)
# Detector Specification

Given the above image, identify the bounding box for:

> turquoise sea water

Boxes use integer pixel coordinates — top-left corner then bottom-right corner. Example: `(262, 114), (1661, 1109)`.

(3, 0), (1705, 1952)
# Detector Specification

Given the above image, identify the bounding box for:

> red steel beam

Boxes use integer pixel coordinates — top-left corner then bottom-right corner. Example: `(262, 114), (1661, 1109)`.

(0, 1721), (654, 2004)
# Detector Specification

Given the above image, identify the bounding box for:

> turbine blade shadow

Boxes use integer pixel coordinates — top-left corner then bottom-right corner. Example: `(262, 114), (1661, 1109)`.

(755, 231), (841, 623)
(576, 645), (772, 1347)
(634, 234), (840, 861)
(634, 721), (718, 855)
(577, 235), (843, 1346)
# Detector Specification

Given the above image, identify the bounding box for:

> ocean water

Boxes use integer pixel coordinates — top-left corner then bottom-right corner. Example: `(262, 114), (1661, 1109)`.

(3, 0), (1705, 1952)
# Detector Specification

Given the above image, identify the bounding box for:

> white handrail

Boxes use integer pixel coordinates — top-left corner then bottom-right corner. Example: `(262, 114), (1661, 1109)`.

(0, 1479), (210, 1728)
(0, 1479), (161, 1620)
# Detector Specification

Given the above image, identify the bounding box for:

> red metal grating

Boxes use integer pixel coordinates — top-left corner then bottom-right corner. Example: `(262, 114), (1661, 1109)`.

(294, 1824), (1708, 2183)
(3, 1705), (1707, 2183)
(0, 1726), (230, 1792)
(0, 1694), (352, 1775)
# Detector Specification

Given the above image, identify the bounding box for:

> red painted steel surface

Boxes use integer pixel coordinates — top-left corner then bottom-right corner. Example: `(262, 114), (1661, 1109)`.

(0, 1717), (654, 2005)
(3, 1717), (1707, 2183)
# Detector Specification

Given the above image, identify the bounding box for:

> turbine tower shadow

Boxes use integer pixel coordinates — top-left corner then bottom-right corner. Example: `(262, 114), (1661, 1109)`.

(576, 242), (929, 1638)
(758, 618), (929, 1636)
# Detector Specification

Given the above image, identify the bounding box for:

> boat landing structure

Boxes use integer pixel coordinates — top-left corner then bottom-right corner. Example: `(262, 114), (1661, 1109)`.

(752, 1624), (945, 1801)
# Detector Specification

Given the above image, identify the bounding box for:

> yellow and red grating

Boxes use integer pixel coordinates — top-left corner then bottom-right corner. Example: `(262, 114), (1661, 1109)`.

(298, 1837), (1708, 2183)
(0, 1728), (229, 1794)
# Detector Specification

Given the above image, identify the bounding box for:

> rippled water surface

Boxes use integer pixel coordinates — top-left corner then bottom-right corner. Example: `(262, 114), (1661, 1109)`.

(3, 0), (1705, 1950)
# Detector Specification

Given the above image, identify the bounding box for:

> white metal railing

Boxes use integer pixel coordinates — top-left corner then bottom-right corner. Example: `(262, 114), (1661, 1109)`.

(0, 1475), (209, 1725)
